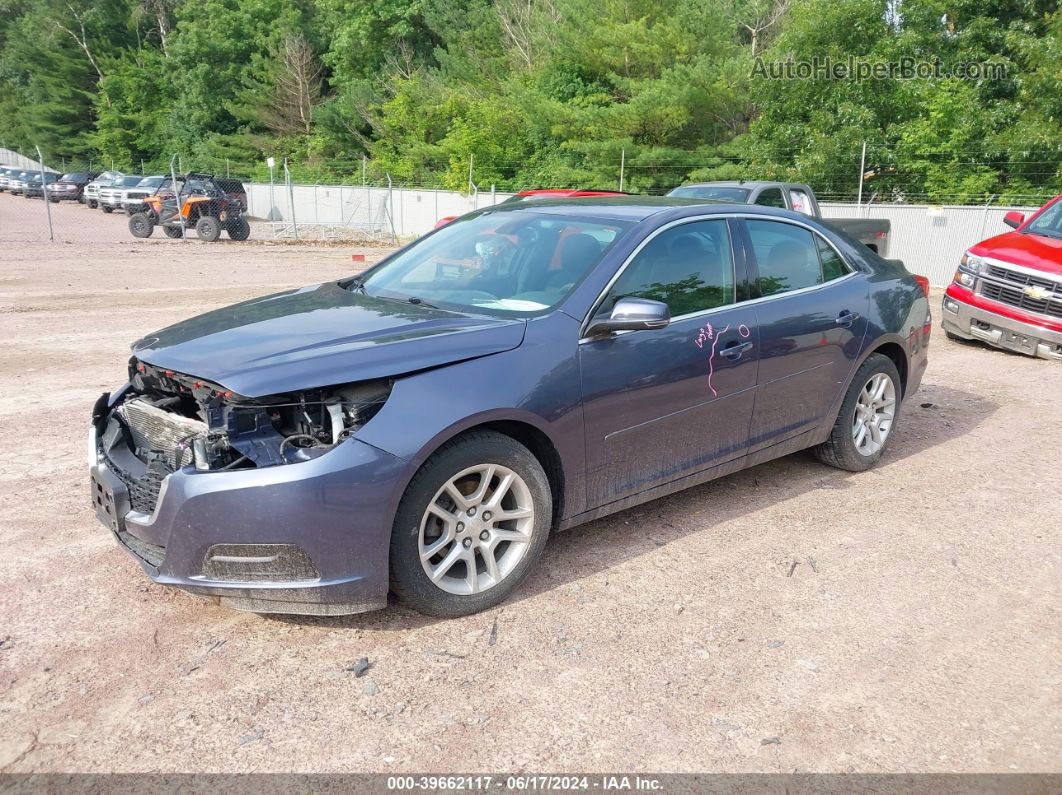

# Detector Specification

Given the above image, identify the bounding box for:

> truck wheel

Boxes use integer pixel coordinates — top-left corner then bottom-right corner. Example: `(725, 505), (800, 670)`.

(812, 353), (901, 472)
(196, 216), (221, 242)
(390, 431), (552, 617)
(88, 200), (98, 209)
(101, 204), (113, 214)
(163, 225), (184, 239)
(128, 213), (155, 239)
(226, 217), (250, 241)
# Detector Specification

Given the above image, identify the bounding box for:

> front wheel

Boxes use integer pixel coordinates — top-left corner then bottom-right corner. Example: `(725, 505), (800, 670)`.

(101, 204), (113, 214)
(813, 353), (901, 472)
(87, 200), (98, 209)
(163, 225), (184, 239)
(128, 212), (154, 239)
(390, 431), (552, 617)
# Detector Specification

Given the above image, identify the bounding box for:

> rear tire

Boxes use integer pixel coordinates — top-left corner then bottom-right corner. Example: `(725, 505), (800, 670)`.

(390, 431), (552, 617)
(163, 225), (184, 239)
(813, 353), (901, 472)
(128, 213), (154, 239)
(226, 216), (250, 241)
(196, 215), (221, 242)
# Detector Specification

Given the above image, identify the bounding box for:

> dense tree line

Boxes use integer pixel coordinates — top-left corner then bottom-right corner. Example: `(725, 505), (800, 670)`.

(0, 0), (1058, 202)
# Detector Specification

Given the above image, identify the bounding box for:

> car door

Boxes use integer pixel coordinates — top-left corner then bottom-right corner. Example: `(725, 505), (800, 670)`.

(739, 217), (869, 453)
(579, 218), (759, 508)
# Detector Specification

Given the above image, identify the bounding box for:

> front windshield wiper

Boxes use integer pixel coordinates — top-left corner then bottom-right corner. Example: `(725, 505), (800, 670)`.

(403, 296), (440, 309)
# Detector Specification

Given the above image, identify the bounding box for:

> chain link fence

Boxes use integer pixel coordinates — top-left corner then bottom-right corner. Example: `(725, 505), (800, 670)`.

(0, 145), (1055, 287)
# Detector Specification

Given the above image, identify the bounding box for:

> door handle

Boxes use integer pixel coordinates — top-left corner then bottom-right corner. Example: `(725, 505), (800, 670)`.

(720, 341), (754, 360)
(835, 310), (860, 327)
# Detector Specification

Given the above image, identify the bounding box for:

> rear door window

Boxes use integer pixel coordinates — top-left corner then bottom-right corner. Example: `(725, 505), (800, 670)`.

(746, 219), (853, 296)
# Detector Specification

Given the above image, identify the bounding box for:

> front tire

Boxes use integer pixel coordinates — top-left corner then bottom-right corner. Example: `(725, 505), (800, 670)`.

(390, 431), (552, 617)
(813, 353), (901, 472)
(101, 204), (113, 214)
(163, 225), (184, 239)
(128, 213), (154, 238)
(88, 200), (98, 209)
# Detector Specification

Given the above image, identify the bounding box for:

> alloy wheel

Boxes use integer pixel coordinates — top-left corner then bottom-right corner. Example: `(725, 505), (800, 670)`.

(418, 464), (535, 595)
(852, 372), (896, 456)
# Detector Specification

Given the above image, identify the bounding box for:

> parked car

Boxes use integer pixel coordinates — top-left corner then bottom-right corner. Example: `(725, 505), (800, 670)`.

(128, 173), (250, 241)
(122, 175), (171, 215)
(90, 197), (930, 617)
(46, 171), (97, 202)
(213, 177), (248, 211)
(942, 195), (1062, 360)
(434, 188), (629, 229)
(668, 181), (891, 255)
(22, 172), (59, 198)
(0, 166), (21, 191)
(7, 170), (34, 195)
(98, 175), (145, 213)
(84, 170), (123, 208)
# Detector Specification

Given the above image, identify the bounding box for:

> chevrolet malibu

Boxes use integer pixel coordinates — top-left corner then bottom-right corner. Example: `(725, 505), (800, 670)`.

(90, 198), (930, 617)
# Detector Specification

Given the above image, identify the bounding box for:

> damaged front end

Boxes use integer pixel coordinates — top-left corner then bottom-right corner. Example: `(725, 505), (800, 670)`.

(93, 358), (392, 521)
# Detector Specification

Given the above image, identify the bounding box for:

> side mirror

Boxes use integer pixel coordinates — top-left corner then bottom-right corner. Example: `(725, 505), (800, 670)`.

(586, 297), (670, 337)
(1003, 211), (1024, 229)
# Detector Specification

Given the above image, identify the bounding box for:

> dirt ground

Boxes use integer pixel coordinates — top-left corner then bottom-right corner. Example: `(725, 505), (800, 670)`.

(0, 192), (1059, 774)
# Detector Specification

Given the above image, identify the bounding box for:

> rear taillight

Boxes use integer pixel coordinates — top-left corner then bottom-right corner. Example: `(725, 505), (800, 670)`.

(912, 274), (930, 297)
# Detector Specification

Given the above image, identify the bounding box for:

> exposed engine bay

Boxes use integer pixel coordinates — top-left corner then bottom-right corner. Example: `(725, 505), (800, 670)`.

(108, 358), (391, 474)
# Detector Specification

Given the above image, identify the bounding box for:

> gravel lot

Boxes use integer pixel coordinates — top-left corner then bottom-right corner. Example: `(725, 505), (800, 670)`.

(0, 192), (1059, 774)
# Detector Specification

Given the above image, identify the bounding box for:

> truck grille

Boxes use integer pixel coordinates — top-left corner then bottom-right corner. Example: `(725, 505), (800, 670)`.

(980, 265), (1062, 320)
(116, 398), (207, 468)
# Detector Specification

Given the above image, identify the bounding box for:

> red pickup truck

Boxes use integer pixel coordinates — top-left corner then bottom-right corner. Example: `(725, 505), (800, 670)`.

(943, 195), (1062, 360)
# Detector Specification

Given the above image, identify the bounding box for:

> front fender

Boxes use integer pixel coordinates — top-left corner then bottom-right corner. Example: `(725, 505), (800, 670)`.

(354, 312), (587, 519)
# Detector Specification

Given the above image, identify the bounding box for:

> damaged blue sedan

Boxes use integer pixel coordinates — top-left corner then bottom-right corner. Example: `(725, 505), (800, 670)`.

(90, 198), (930, 617)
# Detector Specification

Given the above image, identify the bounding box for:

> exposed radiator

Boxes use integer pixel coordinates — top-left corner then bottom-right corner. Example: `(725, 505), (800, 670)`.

(116, 398), (207, 468)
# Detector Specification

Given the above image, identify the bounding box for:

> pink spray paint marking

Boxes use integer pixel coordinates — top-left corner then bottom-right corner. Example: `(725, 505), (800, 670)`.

(694, 321), (750, 397)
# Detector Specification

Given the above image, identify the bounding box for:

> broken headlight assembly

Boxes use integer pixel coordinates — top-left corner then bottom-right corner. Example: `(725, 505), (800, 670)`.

(119, 359), (392, 472)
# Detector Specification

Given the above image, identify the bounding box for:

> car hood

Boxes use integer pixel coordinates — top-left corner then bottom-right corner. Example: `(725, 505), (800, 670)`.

(132, 282), (527, 397)
(972, 231), (1062, 277)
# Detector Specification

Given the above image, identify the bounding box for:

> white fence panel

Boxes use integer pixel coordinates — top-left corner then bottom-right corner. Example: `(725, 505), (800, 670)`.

(821, 202), (1041, 286)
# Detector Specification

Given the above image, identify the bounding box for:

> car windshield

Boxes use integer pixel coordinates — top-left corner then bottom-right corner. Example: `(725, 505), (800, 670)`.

(117, 176), (144, 186)
(1024, 200), (1062, 240)
(137, 177), (164, 188)
(61, 173), (88, 181)
(356, 210), (632, 316)
(669, 186), (751, 202)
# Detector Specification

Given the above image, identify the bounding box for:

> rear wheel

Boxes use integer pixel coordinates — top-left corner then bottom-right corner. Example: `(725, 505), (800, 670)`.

(226, 216), (250, 241)
(128, 213), (154, 239)
(163, 225), (184, 239)
(390, 431), (552, 617)
(813, 353), (901, 472)
(196, 215), (221, 242)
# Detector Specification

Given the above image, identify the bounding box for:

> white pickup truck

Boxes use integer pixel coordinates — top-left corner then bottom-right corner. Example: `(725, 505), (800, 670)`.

(668, 180), (890, 255)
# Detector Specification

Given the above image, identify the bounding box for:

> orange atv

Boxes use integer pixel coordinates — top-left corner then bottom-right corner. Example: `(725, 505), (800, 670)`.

(128, 173), (250, 241)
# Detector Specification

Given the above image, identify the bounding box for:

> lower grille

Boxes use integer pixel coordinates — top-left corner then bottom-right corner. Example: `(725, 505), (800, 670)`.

(102, 447), (166, 514)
